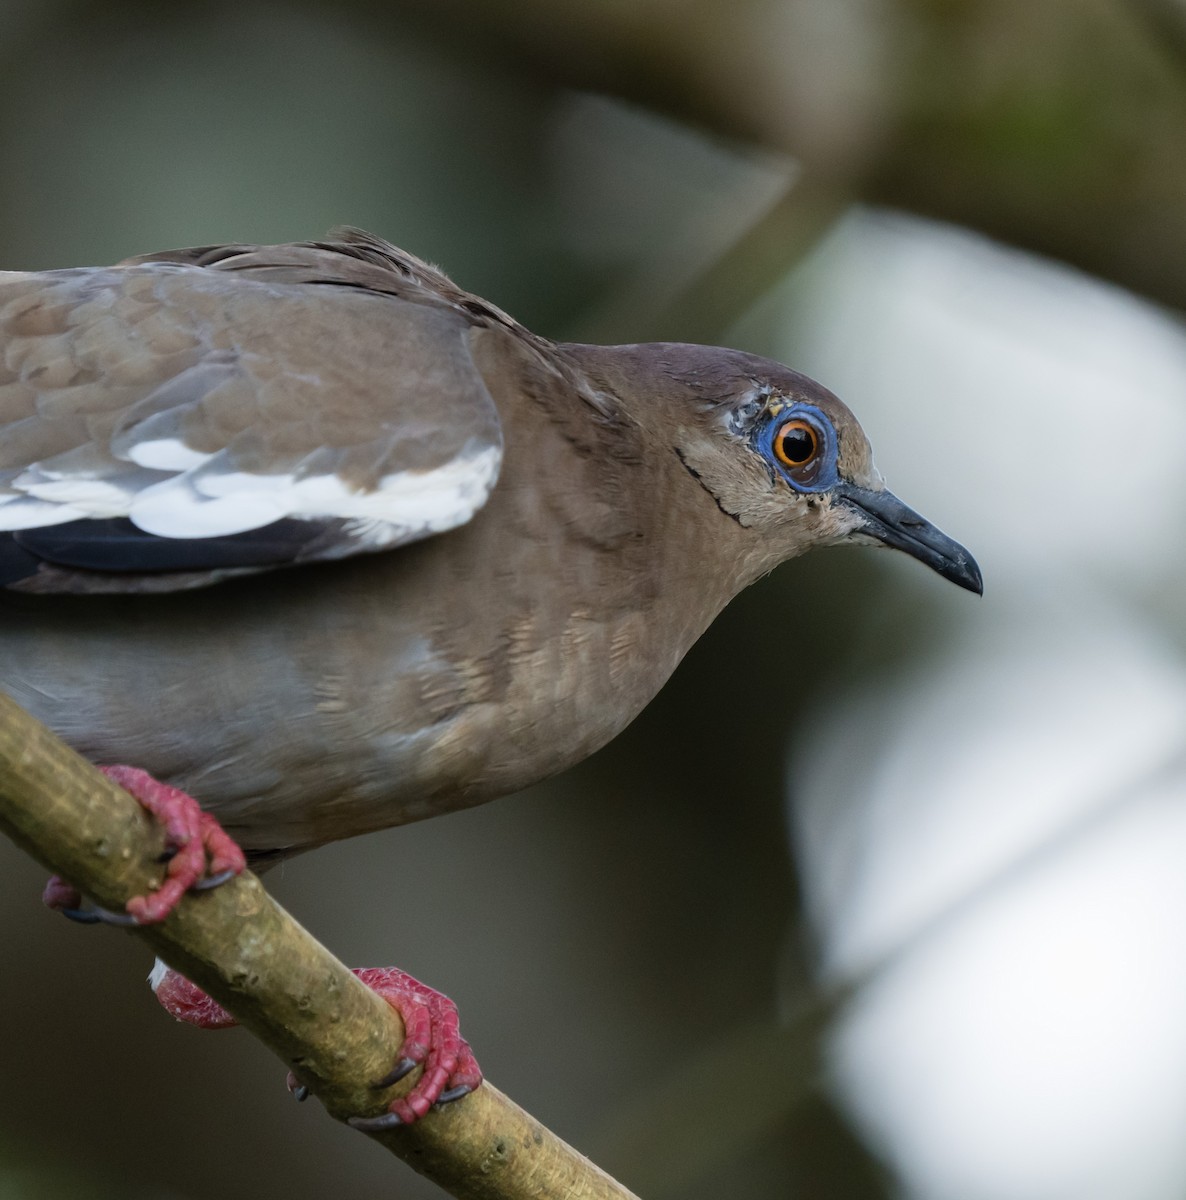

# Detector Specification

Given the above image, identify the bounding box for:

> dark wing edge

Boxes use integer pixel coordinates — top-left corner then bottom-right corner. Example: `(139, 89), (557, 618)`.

(1, 516), (345, 593)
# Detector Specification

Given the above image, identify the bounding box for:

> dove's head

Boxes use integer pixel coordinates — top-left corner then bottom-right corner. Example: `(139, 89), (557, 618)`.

(570, 341), (982, 595)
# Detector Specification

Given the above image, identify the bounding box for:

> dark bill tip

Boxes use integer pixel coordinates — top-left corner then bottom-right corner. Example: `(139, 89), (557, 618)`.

(836, 483), (983, 595)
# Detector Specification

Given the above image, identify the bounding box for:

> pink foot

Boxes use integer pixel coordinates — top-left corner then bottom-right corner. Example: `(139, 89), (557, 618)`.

(349, 967), (483, 1128)
(150, 960), (238, 1028)
(42, 765), (246, 925)
(149, 963), (482, 1125)
(41, 875), (85, 912)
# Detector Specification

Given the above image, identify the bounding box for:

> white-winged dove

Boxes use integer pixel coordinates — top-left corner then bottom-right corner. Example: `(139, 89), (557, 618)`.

(0, 229), (980, 1125)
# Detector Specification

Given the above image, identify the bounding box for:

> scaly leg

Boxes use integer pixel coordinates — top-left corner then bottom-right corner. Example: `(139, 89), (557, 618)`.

(151, 962), (482, 1125)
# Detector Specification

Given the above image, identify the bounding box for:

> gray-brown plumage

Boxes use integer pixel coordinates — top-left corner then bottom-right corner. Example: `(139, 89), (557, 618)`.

(0, 230), (980, 859)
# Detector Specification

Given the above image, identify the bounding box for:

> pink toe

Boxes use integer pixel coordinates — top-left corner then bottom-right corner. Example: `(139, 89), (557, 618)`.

(353, 967), (482, 1125)
(151, 964), (238, 1028)
(96, 765), (245, 924)
(41, 875), (82, 912)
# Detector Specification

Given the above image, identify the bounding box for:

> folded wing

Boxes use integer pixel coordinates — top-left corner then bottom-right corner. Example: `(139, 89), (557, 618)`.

(0, 237), (503, 591)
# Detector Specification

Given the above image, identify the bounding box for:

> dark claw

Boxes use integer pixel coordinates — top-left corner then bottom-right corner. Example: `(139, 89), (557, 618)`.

(292, 1085), (309, 1103)
(61, 907), (106, 925)
(374, 1057), (418, 1088)
(56, 867), (234, 923)
(61, 904), (139, 927)
(435, 1084), (472, 1106)
(190, 868), (238, 892)
(348, 1112), (404, 1132)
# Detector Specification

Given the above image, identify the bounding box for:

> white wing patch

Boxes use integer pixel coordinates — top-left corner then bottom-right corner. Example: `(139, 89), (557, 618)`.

(0, 496), (87, 530)
(0, 443), (502, 544)
(2, 462), (164, 521)
(127, 438), (210, 471)
(0, 262), (507, 568)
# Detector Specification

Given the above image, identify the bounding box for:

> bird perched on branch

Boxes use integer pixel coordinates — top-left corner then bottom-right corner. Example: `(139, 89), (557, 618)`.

(0, 229), (981, 1126)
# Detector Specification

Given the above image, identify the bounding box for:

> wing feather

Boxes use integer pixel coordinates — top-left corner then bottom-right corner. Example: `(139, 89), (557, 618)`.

(0, 235), (505, 591)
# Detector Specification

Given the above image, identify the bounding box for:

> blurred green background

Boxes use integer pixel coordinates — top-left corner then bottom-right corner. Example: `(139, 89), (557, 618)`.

(2, 1), (1185, 1197)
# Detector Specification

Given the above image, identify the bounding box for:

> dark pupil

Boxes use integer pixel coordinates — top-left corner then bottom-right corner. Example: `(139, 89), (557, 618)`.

(780, 427), (815, 464)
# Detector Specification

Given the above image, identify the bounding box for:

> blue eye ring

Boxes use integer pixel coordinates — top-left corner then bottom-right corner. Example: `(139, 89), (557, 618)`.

(758, 403), (838, 493)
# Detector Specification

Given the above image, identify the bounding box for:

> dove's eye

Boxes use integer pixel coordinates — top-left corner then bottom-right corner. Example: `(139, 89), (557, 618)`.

(773, 420), (818, 468)
(763, 406), (836, 491)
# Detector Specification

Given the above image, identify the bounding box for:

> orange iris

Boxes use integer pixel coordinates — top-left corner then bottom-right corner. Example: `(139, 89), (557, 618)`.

(773, 419), (818, 468)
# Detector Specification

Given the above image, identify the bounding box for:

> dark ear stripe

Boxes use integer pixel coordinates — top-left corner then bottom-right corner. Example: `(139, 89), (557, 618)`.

(8, 517), (322, 579)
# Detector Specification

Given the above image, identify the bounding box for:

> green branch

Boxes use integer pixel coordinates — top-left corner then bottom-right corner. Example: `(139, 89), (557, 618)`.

(0, 693), (638, 1200)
